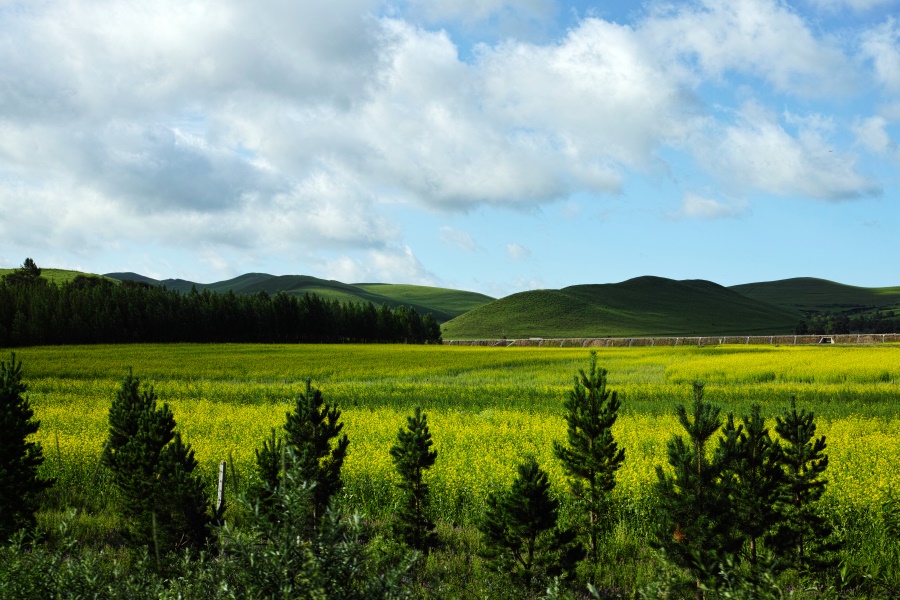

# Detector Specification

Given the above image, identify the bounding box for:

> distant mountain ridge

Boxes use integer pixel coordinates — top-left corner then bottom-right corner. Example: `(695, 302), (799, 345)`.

(441, 276), (805, 339)
(729, 277), (900, 315)
(105, 272), (494, 323)
(5, 265), (896, 338)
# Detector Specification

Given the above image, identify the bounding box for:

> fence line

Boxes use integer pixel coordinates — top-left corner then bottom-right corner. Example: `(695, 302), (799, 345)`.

(444, 333), (900, 348)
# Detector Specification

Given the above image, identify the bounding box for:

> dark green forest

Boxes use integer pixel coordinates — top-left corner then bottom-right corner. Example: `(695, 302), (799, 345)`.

(0, 260), (441, 346)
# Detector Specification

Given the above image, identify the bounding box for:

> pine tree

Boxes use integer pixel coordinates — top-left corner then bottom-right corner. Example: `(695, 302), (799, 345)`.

(249, 428), (285, 522)
(718, 405), (786, 567)
(654, 382), (739, 599)
(0, 353), (53, 538)
(284, 380), (349, 524)
(389, 407), (438, 552)
(771, 397), (840, 571)
(103, 370), (209, 550)
(553, 350), (625, 565)
(478, 455), (584, 592)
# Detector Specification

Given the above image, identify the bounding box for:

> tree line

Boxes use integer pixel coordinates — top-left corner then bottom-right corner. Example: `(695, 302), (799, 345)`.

(0, 259), (441, 346)
(2, 350), (878, 598)
(795, 310), (899, 335)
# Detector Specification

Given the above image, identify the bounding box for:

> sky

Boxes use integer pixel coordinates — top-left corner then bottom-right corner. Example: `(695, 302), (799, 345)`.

(0, 0), (898, 298)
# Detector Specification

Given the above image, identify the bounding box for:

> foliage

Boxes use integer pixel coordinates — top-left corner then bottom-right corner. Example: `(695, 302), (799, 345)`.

(102, 370), (210, 551)
(283, 380), (350, 525)
(553, 350), (625, 565)
(0, 273), (442, 346)
(389, 406), (438, 552)
(221, 450), (415, 599)
(478, 454), (584, 593)
(0, 352), (53, 539)
(653, 382), (739, 595)
(719, 404), (786, 567)
(771, 397), (841, 572)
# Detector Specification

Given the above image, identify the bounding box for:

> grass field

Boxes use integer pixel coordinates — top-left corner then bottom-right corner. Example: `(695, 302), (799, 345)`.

(4, 341), (898, 595)
(8, 343), (898, 526)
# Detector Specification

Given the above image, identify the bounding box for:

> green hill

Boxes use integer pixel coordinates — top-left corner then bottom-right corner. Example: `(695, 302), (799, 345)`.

(1, 267), (116, 285)
(441, 276), (802, 339)
(106, 272), (492, 323)
(730, 278), (900, 316)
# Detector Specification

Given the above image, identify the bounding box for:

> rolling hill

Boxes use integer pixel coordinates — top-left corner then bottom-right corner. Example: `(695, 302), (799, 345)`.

(729, 277), (900, 315)
(105, 272), (493, 323)
(440, 276), (803, 339)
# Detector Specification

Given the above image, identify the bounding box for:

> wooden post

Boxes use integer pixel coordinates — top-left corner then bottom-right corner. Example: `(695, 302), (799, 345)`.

(216, 460), (227, 515)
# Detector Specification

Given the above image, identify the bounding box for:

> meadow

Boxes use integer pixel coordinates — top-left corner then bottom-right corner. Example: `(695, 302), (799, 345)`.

(12, 342), (899, 534)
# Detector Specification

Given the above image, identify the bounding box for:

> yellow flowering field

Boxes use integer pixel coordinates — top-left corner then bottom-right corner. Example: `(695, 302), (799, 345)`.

(10, 342), (900, 523)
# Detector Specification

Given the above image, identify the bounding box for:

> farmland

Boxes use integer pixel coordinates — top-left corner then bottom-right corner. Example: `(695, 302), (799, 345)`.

(16, 343), (899, 514)
(8, 342), (900, 594)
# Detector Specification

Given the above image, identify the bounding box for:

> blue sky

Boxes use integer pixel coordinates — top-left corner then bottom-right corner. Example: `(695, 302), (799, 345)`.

(0, 0), (897, 298)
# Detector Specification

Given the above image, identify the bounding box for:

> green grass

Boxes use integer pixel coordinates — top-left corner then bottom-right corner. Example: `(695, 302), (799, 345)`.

(0, 267), (117, 285)
(442, 276), (802, 339)
(10, 343), (900, 596)
(356, 283), (494, 317)
(106, 272), (491, 322)
(731, 277), (900, 314)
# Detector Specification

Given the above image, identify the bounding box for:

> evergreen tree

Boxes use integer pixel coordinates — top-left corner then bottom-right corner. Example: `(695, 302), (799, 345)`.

(284, 380), (350, 525)
(552, 350), (625, 565)
(771, 397), (840, 572)
(0, 353), (53, 538)
(718, 405), (786, 567)
(654, 382), (739, 599)
(249, 428), (284, 522)
(103, 370), (209, 550)
(389, 407), (438, 552)
(478, 455), (584, 593)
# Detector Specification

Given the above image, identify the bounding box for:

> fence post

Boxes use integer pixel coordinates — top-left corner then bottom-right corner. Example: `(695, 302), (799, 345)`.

(216, 460), (227, 515)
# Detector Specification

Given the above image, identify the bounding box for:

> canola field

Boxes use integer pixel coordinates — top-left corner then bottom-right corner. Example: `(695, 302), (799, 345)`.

(10, 343), (900, 525)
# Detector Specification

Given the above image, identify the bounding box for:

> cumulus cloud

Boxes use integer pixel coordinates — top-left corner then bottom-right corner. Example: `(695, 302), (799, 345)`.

(321, 246), (437, 285)
(693, 103), (880, 200)
(402, 0), (555, 27)
(642, 0), (858, 97)
(861, 18), (900, 91)
(853, 116), (898, 155)
(674, 193), (749, 219)
(808, 0), (898, 11)
(0, 0), (889, 282)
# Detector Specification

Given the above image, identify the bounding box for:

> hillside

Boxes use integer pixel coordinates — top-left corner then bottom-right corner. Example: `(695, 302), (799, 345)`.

(1, 267), (117, 285)
(441, 276), (803, 339)
(106, 272), (492, 323)
(730, 277), (900, 316)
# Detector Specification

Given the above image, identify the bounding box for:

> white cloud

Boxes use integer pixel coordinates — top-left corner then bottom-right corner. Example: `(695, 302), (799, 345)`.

(506, 243), (532, 260)
(808, 0), (898, 11)
(0, 0), (889, 280)
(403, 0), (554, 26)
(643, 0), (857, 97)
(674, 193), (749, 219)
(322, 246), (437, 285)
(853, 116), (898, 154)
(440, 226), (479, 251)
(693, 103), (880, 200)
(861, 18), (900, 91)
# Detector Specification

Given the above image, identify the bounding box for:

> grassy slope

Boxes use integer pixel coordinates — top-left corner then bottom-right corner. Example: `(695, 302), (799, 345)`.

(1, 268), (117, 285)
(106, 272), (491, 322)
(441, 276), (803, 339)
(730, 277), (900, 314)
(355, 283), (494, 317)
